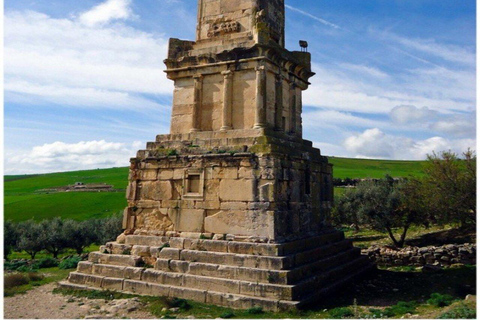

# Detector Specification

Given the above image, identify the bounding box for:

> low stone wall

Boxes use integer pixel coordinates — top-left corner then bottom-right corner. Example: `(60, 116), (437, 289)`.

(362, 244), (476, 267)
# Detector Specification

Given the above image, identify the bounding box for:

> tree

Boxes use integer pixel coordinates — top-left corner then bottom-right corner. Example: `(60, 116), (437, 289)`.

(62, 219), (96, 254)
(41, 218), (68, 258)
(335, 176), (426, 247)
(4, 220), (19, 260)
(17, 220), (46, 259)
(421, 150), (476, 227)
(97, 214), (123, 245)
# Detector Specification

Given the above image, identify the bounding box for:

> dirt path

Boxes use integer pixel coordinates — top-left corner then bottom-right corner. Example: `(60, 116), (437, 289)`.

(4, 283), (155, 319)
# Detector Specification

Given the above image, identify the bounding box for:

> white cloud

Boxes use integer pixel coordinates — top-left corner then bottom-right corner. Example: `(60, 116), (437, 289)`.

(339, 63), (389, 79)
(6, 140), (143, 174)
(304, 63), (474, 114)
(303, 110), (384, 129)
(343, 128), (476, 160)
(4, 10), (171, 110)
(390, 105), (438, 124)
(285, 4), (341, 29)
(388, 105), (475, 138)
(79, 0), (134, 27)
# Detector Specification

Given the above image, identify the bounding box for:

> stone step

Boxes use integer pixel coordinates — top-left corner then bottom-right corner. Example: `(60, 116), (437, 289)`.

(75, 254), (368, 301)
(287, 247), (362, 284)
(125, 235), (170, 247)
(178, 249), (293, 270)
(88, 252), (142, 267)
(298, 261), (376, 308)
(293, 239), (353, 267)
(65, 256), (373, 310)
(77, 262), (145, 281)
(58, 280), (298, 312)
(154, 246), (360, 285)
(155, 259), (290, 285)
(292, 255), (372, 299)
(122, 230), (345, 257)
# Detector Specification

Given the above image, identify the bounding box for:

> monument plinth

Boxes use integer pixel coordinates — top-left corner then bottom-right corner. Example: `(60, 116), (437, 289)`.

(61, 0), (372, 310)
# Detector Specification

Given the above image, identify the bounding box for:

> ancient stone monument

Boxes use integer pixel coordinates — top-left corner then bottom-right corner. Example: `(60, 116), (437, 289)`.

(61, 0), (372, 311)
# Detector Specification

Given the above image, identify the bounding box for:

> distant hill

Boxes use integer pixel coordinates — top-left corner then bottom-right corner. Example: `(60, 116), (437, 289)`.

(4, 157), (426, 222)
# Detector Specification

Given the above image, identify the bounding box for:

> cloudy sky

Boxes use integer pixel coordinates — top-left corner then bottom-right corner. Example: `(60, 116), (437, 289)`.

(4, 0), (476, 174)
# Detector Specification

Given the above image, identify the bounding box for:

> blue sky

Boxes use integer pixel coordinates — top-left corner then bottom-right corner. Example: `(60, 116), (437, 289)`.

(4, 0), (476, 174)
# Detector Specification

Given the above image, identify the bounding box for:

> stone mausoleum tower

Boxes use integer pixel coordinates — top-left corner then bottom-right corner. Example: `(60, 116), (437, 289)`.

(62, 0), (372, 310)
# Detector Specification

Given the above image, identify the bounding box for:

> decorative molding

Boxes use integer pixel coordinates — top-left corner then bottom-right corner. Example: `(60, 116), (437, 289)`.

(207, 20), (240, 38)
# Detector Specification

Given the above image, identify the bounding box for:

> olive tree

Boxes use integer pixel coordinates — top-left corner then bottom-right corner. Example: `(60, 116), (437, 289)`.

(41, 217), (69, 258)
(420, 150), (476, 227)
(336, 176), (426, 248)
(4, 220), (19, 260)
(17, 219), (46, 259)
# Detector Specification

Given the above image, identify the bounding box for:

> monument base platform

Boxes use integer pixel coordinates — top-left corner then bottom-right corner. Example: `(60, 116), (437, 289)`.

(60, 230), (373, 311)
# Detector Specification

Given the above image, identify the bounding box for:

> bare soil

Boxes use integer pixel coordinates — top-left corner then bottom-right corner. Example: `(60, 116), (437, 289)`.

(4, 283), (155, 319)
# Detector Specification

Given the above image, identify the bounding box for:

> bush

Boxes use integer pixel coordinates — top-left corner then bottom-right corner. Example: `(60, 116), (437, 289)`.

(4, 273), (29, 288)
(427, 293), (454, 307)
(27, 272), (44, 282)
(385, 301), (417, 316)
(246, 307), (264, 314)
(4, 260), (29, 271)
(220, 311), (235, 318)
(368, 308), (395, 318)
(59, 256), (82, 269)
(168, 298), (191, 310)
(17, 264), (39, 273)
(37, 257), (59, 268)
(329, 307), (354, 318)
(439, 303), (476, 319)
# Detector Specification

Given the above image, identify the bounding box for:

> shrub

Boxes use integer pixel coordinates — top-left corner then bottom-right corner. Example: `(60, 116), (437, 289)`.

(4, 260), (29, 271)
(385, 301), (417, 316)
(246, 306), (264, 314)
(368, 308), (395, 318)
(220, 311), (235, 318)
(59, 256), (82, 269)
(4, 273), (29, 288)
(439, 303), (476, 319)
(17, 264), (39, 273)
(427, 293), (454, 307)
(168, 298), (191, 310)
(27, 272), (44, 282)
(37, 257), (59, 268)
(328, 307), (354, 318)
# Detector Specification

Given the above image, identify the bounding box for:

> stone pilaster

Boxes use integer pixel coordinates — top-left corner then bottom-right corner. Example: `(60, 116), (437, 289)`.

(274, 74), (284, 131)
(253, 66), (267, 129)
(290, 83), (297, 135)
(221, 70), (233, 131)
(191, 75), (203, 133)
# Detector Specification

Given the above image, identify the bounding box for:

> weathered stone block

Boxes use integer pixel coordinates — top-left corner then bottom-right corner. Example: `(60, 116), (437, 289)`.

(131, 245), (151, 257)
(158, 248), (182, 260)
(102, 277), (124, 291)
(219, 179), (255, 201)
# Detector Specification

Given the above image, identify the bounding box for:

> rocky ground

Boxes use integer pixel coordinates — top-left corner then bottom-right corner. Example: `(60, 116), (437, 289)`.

(4, 283), (155, 319)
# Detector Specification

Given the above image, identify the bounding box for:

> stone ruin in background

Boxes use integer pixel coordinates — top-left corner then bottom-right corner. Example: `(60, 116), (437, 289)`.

(61, 0), (373, 311)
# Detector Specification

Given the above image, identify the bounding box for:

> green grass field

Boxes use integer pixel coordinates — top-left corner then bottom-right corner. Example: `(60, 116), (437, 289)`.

(4, 158), (426, 222)
(329, 157), (426, 179)
(5, 167), (129, 222)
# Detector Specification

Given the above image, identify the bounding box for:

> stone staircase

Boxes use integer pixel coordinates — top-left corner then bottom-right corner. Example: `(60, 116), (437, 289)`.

(59, 230), (373, 311)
